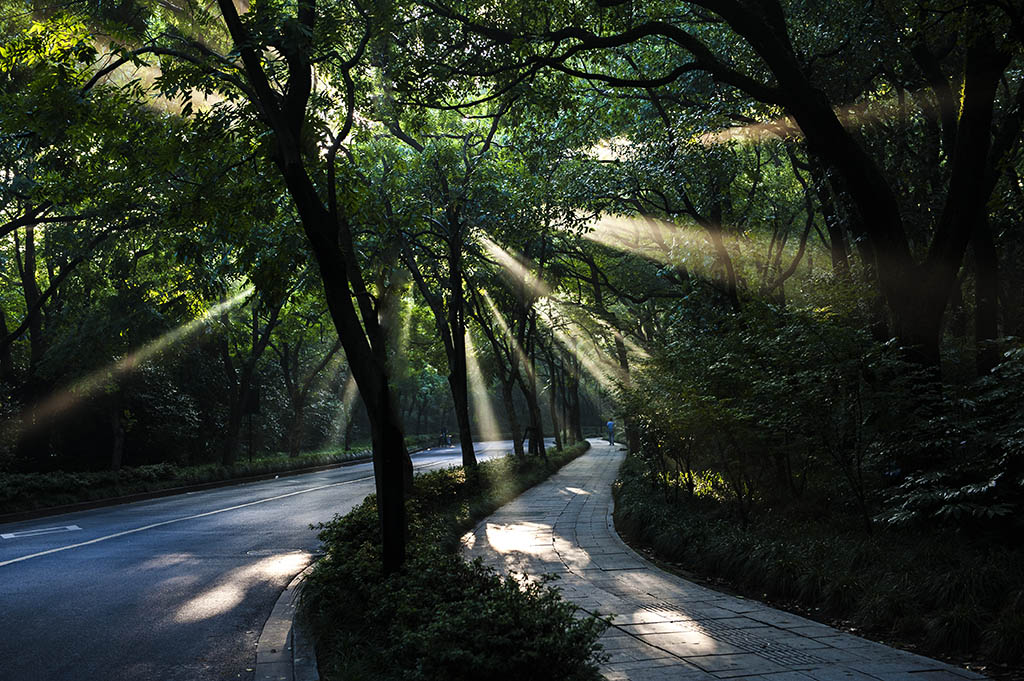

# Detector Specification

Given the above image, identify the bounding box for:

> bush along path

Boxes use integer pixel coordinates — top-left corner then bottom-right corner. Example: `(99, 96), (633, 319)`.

(300, 440), (605, 681)
(462, 439), (987, 681)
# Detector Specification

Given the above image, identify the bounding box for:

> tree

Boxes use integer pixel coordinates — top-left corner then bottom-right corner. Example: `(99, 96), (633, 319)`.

(421, 0), (1024, 366)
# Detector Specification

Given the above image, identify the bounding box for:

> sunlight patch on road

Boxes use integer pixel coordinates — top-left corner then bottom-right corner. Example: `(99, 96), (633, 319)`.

(483, 521), (549, 554)
(137, 553), (195, 571)
(175, 551), (310, 623)
(563, 487), (591, 496)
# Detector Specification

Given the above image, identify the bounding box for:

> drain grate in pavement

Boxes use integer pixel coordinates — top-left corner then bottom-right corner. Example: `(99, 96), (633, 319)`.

(632, 599), (826, 667)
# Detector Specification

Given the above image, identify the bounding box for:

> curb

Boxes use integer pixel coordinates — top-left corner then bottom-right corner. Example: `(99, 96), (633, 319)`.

(602, 446), (665, 574)
(254, 563), (320, 681)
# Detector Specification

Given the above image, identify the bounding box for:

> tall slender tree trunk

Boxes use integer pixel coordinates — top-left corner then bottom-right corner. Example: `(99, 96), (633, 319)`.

(500, 381), (524, 457)
(548, 371), (563, 452)
(287, 401), (307, 458)
(973, 216), (1000, 375)
(522, 319), (546, 459)
(222, 382), (249, 466)
(0, 301), (13, 383)
(614, 335), (640, 453)
(275, 162), (411, 572)
(568, 360), (583, 443)
(449, 360), (477, 468)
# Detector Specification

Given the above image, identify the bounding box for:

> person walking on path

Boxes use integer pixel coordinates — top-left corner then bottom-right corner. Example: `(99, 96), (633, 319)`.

(606, 419), (615, 445)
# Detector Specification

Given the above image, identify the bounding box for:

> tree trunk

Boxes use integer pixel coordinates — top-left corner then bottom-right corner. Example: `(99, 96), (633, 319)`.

(808, 157), (851, 277)
(521, 334), (546, 459)
(110, 394), (125, 471)
(275, 161), (411, 572)
(0, 300), (13, 382)
(568, 360), (583, 443)
(548, 373), (563, 452)
(366, 394), (408, 572)
(287, 401), (307, 458)
(449, 361), (477, 469)
(223, 388), (246, 466)
(14, 223), (46, 378)
(613, 335), (640, 453)
(415, 394), (426, 437)
(501, 380), (525, 457)
(973, 216), (1000, 375)
(211, 0), (412, 569)
(766, 31), (1009, 365)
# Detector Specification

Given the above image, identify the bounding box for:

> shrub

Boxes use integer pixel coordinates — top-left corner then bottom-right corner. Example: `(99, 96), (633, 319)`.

(302, 443), (607, 680)
(613, 453), (1024, 664)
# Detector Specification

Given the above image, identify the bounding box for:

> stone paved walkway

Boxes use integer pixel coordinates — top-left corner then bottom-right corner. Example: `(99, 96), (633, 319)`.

(462, 440), (987, 681)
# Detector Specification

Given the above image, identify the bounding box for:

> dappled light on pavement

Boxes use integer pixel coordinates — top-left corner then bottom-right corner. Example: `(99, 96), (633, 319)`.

(463, 441), (989, 681)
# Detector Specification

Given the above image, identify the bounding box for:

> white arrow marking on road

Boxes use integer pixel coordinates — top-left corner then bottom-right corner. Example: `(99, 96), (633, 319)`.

(1, 524), (82, 540)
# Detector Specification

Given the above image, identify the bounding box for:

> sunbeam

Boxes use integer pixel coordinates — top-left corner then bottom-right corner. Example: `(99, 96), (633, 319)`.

(583, 214), (707, 267)
(478, 235), (551, 299)
(479, 289), (536, 383)
(464, 331), (503, 442)
(548, 297), (650, 360)
(14, 287), (253, 435)
(329, 372), (361, 446)
(535, 302), (621, 393)
(583, 212), (824, 303)
(699, 93), (918, 146)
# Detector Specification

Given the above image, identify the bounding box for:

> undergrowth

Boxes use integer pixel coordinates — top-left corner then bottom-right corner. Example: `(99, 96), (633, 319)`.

(613, 454), (1024, 673)
(301, 441), (607, 681)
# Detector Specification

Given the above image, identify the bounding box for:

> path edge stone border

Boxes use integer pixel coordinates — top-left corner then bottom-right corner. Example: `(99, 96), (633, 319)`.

(254, 562), (320, 681)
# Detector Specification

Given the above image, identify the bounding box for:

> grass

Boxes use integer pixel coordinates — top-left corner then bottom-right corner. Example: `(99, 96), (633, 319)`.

(0, 434), (436, 516)
(301, 440), (608, 681)
(612, 454), (1024, 679)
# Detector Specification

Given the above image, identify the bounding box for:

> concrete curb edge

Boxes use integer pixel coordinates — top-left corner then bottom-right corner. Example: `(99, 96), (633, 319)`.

(254, 562), (320, 681)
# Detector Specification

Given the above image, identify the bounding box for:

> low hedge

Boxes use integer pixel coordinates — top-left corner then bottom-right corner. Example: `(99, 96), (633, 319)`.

(0, 435), (444, 516)
(613, 454), (1023, 677)
(301, 441), (607, 681)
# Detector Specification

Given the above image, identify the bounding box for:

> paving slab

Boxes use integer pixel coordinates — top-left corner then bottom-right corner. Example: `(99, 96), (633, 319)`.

(462, 440), (986, 681)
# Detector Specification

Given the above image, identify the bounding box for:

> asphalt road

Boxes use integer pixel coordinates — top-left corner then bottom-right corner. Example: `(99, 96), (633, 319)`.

(0, 440), (530, 681)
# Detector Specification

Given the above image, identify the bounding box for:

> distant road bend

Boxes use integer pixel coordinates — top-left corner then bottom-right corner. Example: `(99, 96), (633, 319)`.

(0, 440), (527, 681)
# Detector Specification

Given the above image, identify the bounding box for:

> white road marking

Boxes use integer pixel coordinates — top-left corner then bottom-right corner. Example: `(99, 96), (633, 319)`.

(1, 525), (82, 540)
(0, 475), (375, 568)
(0, 450), (507, 569)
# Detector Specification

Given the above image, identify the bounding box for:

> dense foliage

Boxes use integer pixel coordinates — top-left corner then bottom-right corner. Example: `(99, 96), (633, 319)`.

(615, 454), (1024, 667)
(302, 443), (606, 680)
(622, 299), (1024, 536)
(0, 0), (1022, 666)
